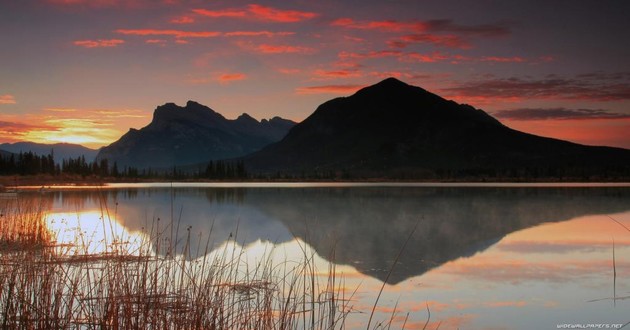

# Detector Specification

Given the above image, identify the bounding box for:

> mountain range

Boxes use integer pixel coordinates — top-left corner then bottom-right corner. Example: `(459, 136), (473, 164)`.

(5, 78), (630, 179)
(0, 142), (98, 164)
(96, 101), (295, 169)
(244, 78), (630, 179)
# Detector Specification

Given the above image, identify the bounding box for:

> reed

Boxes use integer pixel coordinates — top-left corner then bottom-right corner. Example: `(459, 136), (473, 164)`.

(0, 197), (363, 329)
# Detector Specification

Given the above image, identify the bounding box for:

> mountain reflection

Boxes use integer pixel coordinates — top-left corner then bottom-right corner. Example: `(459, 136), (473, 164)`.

(33, 186), (630, 284)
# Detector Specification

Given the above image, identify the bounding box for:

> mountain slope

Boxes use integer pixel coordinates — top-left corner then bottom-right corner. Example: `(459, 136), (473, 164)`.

(96, 101), (295, 169)
(0, 149), (13, 159)
(245, 77), (630, 179)
(0, 142), (98, 163)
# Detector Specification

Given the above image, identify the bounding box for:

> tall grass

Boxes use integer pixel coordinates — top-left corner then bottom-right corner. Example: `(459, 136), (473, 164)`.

(0, 197), (359, 329)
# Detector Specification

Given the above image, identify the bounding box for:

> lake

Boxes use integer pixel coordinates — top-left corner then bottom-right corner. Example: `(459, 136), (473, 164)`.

(3, 183), (630, 329)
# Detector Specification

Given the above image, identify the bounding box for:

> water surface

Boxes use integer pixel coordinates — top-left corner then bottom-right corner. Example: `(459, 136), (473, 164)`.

(6, 183), (630, 329)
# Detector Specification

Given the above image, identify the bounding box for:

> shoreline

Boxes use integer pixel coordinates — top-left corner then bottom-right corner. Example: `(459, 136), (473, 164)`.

(3, 174), (630, 189)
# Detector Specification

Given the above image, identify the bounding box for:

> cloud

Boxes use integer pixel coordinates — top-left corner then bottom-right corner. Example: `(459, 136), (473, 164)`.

(423, 19), (510, 37)
(296, 84), (365, 94)
(402, 51), (451, 63)
(223, 31), (295, 37)
(253, 44), (315, 54)
(332, 17), (510, 36)
(480, 56), (526, 63)
(44, 107), (77, 112)
(493, 108), (630, 121)
(496, 239), (627, 254)
(331, 18), (421, 32)
(246, 4), (317, 23)
(339, 49), (525, 64)
(116, 29), (293, 41)
(116, 29), (221, 39)
(192, 8), (247, 18)
(484, 301), (527, 308)
(1, 108), (148, 147)
(332, 18), (509, 49)
(0, 95), (16, 105)
(170, 16), (194, 24)
(395, 33), (469, 49)
(278, 68), (301, 75)
(73, 39), (125, 48)
(193, 4), (317, 23)
(313, 69), (362, 79)
(441, 75), (630, 102)
(217, 73), (247, 83)
(145, 39), (167, 45)
(338, 50), (403, 60)
(0, 121), (56, 133)
(438, 255), (630, 285)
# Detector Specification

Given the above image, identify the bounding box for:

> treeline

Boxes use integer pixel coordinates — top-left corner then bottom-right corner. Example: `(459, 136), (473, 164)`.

(0, 151), (248, 180)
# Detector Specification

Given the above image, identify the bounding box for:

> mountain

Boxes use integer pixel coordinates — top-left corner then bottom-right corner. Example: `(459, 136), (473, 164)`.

(0, 149), (13, 159)
(244, 77), (630, 179)
(0, 142), (98, 163)
(96, 101), (295, 169)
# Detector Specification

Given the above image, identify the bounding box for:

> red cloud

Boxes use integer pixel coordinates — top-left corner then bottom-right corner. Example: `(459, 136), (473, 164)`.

(296, 84), (365, 94)
(192, 8), (247, 18)
(218, 73), (247, 83)
(170, 16), (194, 24)
(338, 50), (402, 60)
(247, 4), (317, 22)
(254, 44), (314, 54)
(334, 17), (509, 49)
(116, 29), (221, 38)
(224, 31), (295, 37)
(492, 108), (630, 121)
(331, 18), (420, 32)
(442, 75), (630, 102)
(397, 33), (469, 49)
(0, 121), (58, 136)
(278, 68), (301, 75)
(402, 51), (450, 63)
(73, 39), (125, 48)
(193, 5), (317, 23)
(0, 95), (16, 105)
(145, 39), (167, 45)
(481, 56), (526, 63)
(313, 69), (361, 78)
(332, 17), (510, 36)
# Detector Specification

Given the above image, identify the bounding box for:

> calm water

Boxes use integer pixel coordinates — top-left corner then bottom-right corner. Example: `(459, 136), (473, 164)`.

(5, 183), (630, 329)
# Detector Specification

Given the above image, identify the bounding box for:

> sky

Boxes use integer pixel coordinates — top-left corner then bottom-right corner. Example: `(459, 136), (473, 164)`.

(0, 0), (629, 149)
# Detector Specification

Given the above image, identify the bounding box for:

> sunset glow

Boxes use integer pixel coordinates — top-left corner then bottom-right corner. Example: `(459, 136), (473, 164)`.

(0, 1), (628, 149)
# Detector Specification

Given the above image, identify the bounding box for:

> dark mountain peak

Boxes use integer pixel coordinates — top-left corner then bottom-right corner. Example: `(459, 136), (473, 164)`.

(354, 77), (428, 98)
(186, 100), (204, 108)
(245, 77), (630, 178)
(236, 113), (258, 124)
(373, 77), (410, 89)
(97, 100), (296, 169)
(151, 101), (225, 128)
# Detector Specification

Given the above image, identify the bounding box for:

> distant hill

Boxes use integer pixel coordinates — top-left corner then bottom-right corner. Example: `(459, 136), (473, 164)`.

(244, 77), (630, 179)
(0, 149), (13, 159)
(96, 101), (295, 169)
(0, 142), (98, 163)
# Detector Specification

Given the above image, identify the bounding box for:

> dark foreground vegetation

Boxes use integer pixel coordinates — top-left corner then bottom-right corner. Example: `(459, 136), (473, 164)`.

(0, 198), (368, 329)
